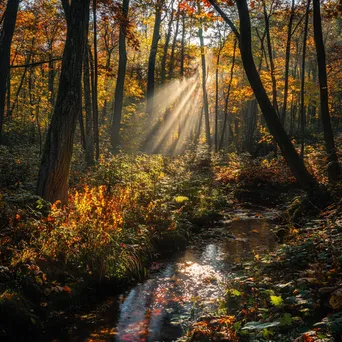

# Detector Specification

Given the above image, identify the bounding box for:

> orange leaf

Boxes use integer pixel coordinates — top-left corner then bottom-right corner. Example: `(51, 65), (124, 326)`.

(63, 286), (72, 293)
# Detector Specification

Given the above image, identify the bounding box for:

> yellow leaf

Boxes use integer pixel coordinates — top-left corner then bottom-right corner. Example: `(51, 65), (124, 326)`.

(329, 288), (342, 309)
(35, 276), (43, 286)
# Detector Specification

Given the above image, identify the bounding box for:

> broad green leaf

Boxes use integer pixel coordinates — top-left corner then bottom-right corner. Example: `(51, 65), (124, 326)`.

(228, 288), (242, 297)
(279, 313), (293, 326)
(242, 321), (280, 330)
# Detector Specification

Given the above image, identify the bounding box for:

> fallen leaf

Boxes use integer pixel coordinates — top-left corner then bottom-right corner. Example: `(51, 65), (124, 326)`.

(63, 286), (72, 293)
(329, 288), (342, 309)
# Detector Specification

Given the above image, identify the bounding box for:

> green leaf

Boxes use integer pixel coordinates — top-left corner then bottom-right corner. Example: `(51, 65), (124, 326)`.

(270, 295), (283, 306)
(233, 321), (241, 331)
(242, 321), (280, 331)
(228, 288), (242, 297)
(279, 313), (293, 326)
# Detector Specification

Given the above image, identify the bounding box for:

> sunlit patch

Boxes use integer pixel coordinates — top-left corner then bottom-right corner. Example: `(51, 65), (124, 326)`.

(113, 241), (228, 340)
(131, 70), (206, 154)
(84, 213), (278, 341)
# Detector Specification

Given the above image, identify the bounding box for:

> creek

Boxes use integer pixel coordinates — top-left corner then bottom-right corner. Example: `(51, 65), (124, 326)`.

(48, 209), (279, 342)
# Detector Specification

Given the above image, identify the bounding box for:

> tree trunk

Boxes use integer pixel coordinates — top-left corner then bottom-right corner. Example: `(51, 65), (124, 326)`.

(198, 22), (211, 149)
(219, 38), (237, 150)
(281, 0), (295, 125)
(92, 0), (100, 160)
(79, 104), (86, 150)
(262, 0), (279, 116)
(37, 0), (90, 204)
(300, 0), (310, 158)
(83, 43), (94, 166)
(180, 14), (185, 78)
(146, 0), (163, 117)
(161, 1), (174, 83)
(0, 0), (20, 142)
(312, 0), (340, 181)
(215, 34), (224, 152)
(168, 8), (180, 79)
(111, 0), (129, 151)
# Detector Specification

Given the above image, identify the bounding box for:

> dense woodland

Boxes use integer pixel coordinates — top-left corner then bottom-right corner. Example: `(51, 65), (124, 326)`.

(0, 0), (342, 341)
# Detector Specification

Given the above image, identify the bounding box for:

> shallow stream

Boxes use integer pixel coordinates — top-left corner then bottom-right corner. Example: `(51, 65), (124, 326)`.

(49, 209), (279, 342)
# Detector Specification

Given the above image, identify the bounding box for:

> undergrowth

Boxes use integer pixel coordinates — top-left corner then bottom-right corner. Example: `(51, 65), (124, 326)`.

(0, 147), (225, 338)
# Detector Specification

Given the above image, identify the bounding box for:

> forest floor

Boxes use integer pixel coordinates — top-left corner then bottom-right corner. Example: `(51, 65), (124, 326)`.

(185, 195), (342, 342)
(0, 141), (342, 341)
(180, 145), (342, 342)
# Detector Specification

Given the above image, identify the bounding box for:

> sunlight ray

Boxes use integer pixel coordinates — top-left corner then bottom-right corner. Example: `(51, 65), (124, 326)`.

(149, 80), (200, 153)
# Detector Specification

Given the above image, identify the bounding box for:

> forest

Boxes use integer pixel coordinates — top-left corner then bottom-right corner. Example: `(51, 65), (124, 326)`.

(0, 0), (341, 341)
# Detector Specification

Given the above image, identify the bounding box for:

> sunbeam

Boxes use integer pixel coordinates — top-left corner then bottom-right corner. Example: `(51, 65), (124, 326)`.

(149, 79), (199, 153)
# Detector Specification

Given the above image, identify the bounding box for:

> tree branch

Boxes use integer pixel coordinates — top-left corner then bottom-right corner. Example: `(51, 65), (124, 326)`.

(291, 12), (306, 37)
(207, 0), (240, 41)
(10, 57), (62, 69)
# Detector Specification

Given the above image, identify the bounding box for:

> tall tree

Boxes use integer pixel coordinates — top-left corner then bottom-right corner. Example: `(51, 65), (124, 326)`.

(180, 13), (186, 78)
(281, 0), (295, 125)
(219, 38), (237, 151)
(37, 0), (90, 204)
(214, 35), (223, 152)
(168, 6), (180, 79)
(146, 0), (164, 117)
(111, 0), (130, 151)
(160, 0), (174, 83)
(198, 12), (211, 149)
(0, 0), (20, 142)
(84, 43), (94, 166)
(92, 0), (100, 160)
(262, 0), (280, 116)
(312, 0), (340, 181)
(209, 0), (320, 194)
(300, 0), (310, 158)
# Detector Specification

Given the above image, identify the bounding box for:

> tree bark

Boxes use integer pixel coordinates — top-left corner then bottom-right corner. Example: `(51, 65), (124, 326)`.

(219, 38), (237, 151)
(161, 1), (174, 83)
(0, 0), (20, 142)
(92, 0), (100, 160)
(168, 8), (180, 79)
(180, 13), (185, 78)
(215, 31), (224, 152)
(146, 0), (164, 117)
(111, 0), (129, 151)
(262, 0), (279, 116)
(300, 0), (310, 158)
(312, 0), (340, 181)
(198, 21), (211, 149)
(37, 0), (90, 204)
(84, 43), (94, 166)
(281, 0), (295, 125)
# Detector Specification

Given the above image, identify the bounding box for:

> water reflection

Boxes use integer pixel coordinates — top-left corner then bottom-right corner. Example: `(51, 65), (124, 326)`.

(110, 213), (278, 342)
(49, 211), (278, 342)
(223, 218), (278, 264)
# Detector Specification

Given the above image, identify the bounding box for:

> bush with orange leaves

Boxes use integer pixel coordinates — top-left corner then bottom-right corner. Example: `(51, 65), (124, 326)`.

(0, 153), (203, 298)
(215, 153), (296, 188)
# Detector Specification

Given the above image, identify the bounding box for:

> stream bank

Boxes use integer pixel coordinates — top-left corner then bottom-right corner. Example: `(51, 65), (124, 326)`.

(40, 208), (279, 342)
(185, 202), (342, 342)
